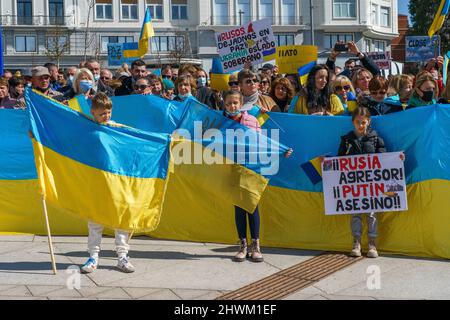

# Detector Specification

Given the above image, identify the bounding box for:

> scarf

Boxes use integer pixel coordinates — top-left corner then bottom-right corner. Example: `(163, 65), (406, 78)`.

(241, 91), (259, 111)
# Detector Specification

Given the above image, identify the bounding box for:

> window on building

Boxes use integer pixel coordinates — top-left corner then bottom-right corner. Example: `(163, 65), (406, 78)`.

(373, 40), (386, 52)
(15, 35), (36, 52)
(282, 0), (295, 25)
(333, 0), (356, 19)
(17, 0), (33, 25)
(365, 38), (386, 52)
(172, 0), (188, 20)
(101, 35), (134, 52)
(47, 36), (68, 52)
(371, 4), (378, 26)
(214, 0), (229, 25)
(259, 0), (273, 23)
(380, 6), (390, 27)
(237, 0), (251, 25)
(147, 0), (163, 20)
(49, 0), (64, 25)
(121, 0), (138, 20)
(151, 35), (185, 52)
(324, 34), (354, 49)
(95, 0), (113, 20)
(275, 34), (295, 46)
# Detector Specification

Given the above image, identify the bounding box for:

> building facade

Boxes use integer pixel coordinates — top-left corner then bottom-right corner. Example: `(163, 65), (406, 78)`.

(0, 0), (398, 70)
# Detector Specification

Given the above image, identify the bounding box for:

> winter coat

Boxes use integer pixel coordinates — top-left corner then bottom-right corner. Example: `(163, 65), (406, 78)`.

(337, 128), (386, 156)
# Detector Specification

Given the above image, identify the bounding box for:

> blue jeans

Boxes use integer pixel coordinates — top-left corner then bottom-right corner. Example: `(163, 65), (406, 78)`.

(235, 206), (260, 240)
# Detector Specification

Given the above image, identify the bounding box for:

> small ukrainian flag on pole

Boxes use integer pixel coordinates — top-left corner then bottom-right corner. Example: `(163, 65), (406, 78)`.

(123, 6), (155, 58)
(301, 156), (322, 185)
(428, 0), (450, 38)
(298, 61), (317, 86)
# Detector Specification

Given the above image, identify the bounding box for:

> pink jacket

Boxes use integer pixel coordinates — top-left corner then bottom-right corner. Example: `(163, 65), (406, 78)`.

(239, 111), (261, 132)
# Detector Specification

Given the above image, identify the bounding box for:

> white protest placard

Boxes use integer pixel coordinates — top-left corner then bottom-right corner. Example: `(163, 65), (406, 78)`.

(215, 18), (276, 73)
(365, 51), (391, 70)
(322, 152), (407, 215)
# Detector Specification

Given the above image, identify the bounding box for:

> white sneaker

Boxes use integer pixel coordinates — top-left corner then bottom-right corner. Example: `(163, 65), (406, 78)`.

(117, 256), (135, 273)
(81, 257), (98, 274)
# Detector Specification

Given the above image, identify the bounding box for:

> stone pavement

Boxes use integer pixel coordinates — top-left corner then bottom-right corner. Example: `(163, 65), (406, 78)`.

(0, 235), (449, 300)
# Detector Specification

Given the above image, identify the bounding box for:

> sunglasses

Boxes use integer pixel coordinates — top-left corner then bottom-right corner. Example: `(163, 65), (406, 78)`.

(100, 76), (111, 81)
(261, 81), (269, 85)
(39, 75), (50, 80)
(245, 78), (259, 85)
(276, 86), (287, 92)
(134, 85), (148, 90)
(335, 85), (351, 91)
(162, 75), (172, 79)
(228, 81), (239, 86)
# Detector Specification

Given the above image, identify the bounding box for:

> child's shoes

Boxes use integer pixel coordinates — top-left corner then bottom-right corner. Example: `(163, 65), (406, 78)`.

(350, 238), (362, 257)
(81, 257), (98, 274)
(117, 256), (135, 273)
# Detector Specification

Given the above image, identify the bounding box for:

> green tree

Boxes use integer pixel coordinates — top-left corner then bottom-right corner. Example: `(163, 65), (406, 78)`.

(409, 0), (450, 53)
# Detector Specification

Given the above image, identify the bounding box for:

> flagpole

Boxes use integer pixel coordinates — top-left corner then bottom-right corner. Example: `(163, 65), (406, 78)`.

(0, 24), (4, 76)
(41, 196), (57, 275)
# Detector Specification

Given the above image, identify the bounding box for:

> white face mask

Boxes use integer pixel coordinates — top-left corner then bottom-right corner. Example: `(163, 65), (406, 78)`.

(197, 76), (207, 87)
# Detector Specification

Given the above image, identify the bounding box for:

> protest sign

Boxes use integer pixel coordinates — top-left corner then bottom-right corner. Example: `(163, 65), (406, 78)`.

(322, 152), (407, 215)
(405, 35), (440, 62)
(365, 51), (391, 70)
(276, 45), (318, 74)
(107, 43), (136, 67)
(215, 18), (276, 73)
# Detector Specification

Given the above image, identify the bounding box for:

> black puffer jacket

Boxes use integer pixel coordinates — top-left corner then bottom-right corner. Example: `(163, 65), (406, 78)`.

(338, 128), (386, 156)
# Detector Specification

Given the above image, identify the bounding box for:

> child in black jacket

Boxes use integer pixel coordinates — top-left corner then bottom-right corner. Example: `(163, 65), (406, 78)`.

(337, 107), (385, 258)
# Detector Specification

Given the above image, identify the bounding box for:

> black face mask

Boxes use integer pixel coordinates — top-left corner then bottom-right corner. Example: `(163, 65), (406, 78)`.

(420, 90), (434, 102)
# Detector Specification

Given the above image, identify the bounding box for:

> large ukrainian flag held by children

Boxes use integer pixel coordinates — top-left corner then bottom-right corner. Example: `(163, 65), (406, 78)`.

(173, 99), (289, 213)
(123, 6), (154, 58)
(26, 89), (171, 232)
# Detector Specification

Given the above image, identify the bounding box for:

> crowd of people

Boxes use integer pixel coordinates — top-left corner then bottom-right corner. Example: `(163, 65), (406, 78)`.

(0, 40), (444, 269)
(0, 41), (447, 117)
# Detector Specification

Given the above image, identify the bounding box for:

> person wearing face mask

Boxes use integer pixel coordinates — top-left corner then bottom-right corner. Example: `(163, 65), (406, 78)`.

(408, 72), (438, 108)
(195, 68), (218, 109)
(173, 74), (197, 102)
(31, 66), (65, 102)
(85, 59), (101, 85)
(63, 68), (96, 101)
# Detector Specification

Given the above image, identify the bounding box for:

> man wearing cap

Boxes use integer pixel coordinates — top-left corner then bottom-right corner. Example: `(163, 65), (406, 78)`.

(31, 66), (64, 102)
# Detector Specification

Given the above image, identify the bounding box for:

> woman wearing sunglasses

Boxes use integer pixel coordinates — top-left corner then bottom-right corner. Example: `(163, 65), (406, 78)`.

(237, 69), (280, 113)
(330, 76), (357, 116)
(269, 77), (295, 112)
(259, 75), (271, 96)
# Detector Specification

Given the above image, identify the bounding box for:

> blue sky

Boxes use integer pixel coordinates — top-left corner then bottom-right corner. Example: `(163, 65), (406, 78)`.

(398, 0), (410, 16)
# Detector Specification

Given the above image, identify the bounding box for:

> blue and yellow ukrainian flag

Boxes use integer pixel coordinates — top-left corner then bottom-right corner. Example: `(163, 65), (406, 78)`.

(300, 156), (322, 185)
(26, 89), (171, 232)
(123, 7), (154, 58)
(247, 105), (270, 127)
(67, 94), (91, 116)
(298, 61), (317, 86)
(174, 99), (289, 213)
(263, 47), (277, 62)
(428, 0), (450, 38)
(210, 57), (238, 92)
